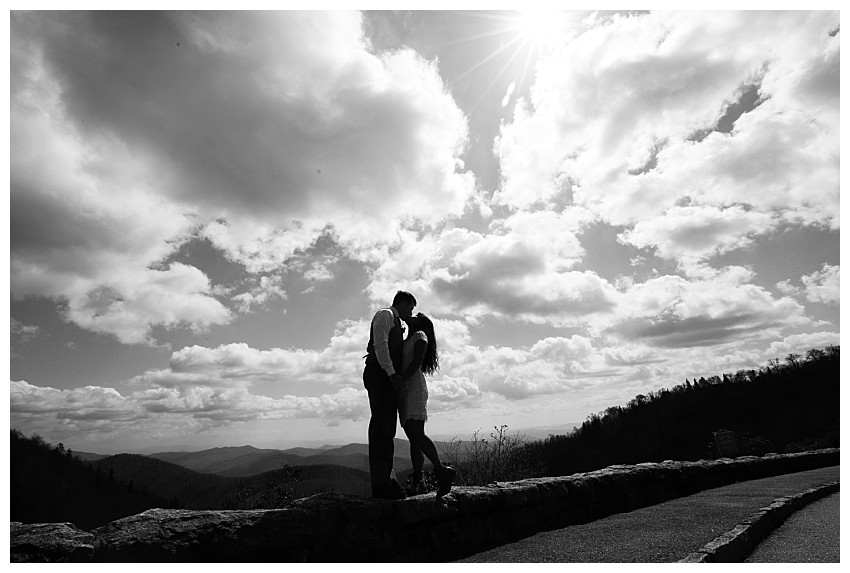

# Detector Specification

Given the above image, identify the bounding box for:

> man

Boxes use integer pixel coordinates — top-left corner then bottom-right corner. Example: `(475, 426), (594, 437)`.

(363, 290), (416, 499)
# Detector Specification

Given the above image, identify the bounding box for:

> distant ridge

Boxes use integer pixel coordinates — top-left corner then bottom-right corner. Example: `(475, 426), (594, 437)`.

(148, 438), (415, 477)
(71, 423), (581, 466)
(91, 453), (372, 508)
(140, 429), (580, 478)
(71, 451), (110, 462)
(429, 422), (580, 442)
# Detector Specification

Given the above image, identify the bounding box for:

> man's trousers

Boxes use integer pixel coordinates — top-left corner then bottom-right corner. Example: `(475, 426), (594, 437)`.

(363, 362), (398, 493)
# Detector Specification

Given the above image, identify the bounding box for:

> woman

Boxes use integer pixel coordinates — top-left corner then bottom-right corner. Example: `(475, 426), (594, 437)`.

(397, 312), (456, 497)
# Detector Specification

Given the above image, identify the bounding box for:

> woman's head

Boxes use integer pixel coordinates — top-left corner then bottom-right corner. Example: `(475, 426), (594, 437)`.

(408, 312), (439, 375)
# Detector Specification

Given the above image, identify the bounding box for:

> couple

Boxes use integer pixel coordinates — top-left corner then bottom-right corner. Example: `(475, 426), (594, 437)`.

(362, 290), (456, 500)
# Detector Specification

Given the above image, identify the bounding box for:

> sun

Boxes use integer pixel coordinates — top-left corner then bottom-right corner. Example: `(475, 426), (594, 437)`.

(435, 10), (575, 112)
(515, 10), (566, 51)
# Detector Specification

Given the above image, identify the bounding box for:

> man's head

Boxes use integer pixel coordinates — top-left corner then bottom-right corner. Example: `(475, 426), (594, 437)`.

(392, 290), (417, 319)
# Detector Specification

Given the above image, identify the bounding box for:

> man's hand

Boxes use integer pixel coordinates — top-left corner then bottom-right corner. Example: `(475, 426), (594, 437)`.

(390, 373), (403, 386)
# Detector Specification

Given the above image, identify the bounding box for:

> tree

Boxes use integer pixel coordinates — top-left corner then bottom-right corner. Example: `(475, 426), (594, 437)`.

(806, 348), (825, 362)
(785, 353), (802, 369)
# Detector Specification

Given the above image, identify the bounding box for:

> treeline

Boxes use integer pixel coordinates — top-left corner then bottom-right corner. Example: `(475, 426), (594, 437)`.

(10, 430), (175, 529)
(523, 345), (839, 477)
(10, 430), (371, 529)
(90, 455), (368, 509)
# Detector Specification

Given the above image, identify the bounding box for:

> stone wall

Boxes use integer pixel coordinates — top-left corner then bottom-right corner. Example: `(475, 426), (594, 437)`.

(11, 448), (839, 562)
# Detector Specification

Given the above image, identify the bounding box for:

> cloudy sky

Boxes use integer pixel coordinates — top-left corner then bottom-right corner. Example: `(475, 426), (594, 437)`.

(8, 9), (840, 454)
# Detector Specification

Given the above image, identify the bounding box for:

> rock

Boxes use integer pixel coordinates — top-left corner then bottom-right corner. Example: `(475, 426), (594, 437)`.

(11, 522), (96, 562)
(292, 492), (395, 561)
(92, 507), (315, 562)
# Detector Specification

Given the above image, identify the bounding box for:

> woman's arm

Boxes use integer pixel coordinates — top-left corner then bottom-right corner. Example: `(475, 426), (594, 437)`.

(401, 339), (428, 379)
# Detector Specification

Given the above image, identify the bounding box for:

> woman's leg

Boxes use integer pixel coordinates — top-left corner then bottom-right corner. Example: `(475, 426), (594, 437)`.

(403, 419), (456, 496)
(409, 439), (424, 480)
(402, 419), (444, 469)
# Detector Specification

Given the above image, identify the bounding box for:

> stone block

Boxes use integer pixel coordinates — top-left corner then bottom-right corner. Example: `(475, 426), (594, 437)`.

(93, 507), (315, 562)
(447, 486), (502, 516)
(11, 522), (96, 563)
(701, 524), (753, 562)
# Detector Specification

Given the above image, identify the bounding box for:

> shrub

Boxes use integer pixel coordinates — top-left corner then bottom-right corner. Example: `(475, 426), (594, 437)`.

(443, 425), (545, 486)
(221, 465), (301, 509)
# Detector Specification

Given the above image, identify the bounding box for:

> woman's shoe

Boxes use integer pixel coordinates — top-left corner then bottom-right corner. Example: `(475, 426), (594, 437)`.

(405, 479), (428, 496)
(436, 464), (456, 497)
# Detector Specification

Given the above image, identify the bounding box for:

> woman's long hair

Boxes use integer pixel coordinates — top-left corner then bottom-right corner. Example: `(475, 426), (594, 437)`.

(415, 313), (439, 375)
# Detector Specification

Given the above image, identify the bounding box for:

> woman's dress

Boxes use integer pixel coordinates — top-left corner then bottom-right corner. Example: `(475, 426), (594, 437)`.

(396, 330), (428, 424)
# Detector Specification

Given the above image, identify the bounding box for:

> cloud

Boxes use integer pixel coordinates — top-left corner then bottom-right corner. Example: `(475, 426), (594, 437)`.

(11, 318), (40, 344)
(495, 11), (838, 241)
(425, 376), (483, 412)
(11, 11), (474, 341)
(11, 26), (229, 344)
(9, 86), (222, 343)
(609, 267), (810, 348)
(775, 264), (839, 305)
(446, 332), (613, 400)
(766, 331), (840, 357)
(66, 263), (232, 345)
(10, 381), (141, 421)
(619, 205), (775, 265)
(10, 377), (370, 442)
(139, 319), (614, 406)
(366, 208), (614, 325)
(134, 320), (371, 390)
(800, 264), (839, 304)
(603, 344), (662, 366)
(231, 274), (287, 315)
(134, 385), (368, 423)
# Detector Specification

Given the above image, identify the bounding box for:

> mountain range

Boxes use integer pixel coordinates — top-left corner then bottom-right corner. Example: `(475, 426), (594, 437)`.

(73, 422), (580, 467)
(69, 423), (579, 506)
(147, 439), (416, 477)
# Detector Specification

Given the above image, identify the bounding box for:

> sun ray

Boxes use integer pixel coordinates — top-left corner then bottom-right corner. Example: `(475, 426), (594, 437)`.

(448, 33), (526, 87)
(421, 26), (515, 51)
(468, 36), (531, 114)
(419, 11), (575, 120)
(514, 35), (538, 100)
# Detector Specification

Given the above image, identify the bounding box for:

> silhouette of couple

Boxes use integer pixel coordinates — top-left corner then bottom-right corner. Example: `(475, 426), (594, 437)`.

(363, 290), (456, 500)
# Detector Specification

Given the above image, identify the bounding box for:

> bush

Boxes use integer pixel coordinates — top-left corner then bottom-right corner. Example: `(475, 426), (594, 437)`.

(443, 425), (545, 486)
(221, 465), (301, 509)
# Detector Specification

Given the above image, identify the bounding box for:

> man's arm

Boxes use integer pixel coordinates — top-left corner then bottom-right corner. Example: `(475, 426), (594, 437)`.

(372, 308), (397, 376)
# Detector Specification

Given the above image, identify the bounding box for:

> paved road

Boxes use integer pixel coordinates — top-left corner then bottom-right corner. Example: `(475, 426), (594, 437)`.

(745, 492), (840, 563)
(457, 465), (839, 563)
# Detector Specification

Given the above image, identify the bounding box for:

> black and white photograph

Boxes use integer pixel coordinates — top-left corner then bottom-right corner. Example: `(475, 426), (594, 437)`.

(8, 7), (840, 563)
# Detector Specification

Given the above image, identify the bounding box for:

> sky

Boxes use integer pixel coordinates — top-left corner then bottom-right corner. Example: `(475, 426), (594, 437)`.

(7, 8), (841, 454)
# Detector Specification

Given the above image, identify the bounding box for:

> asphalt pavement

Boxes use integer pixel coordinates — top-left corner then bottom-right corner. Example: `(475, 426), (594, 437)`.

(457, 465), (839, 563)
(745, 492), (840, 563)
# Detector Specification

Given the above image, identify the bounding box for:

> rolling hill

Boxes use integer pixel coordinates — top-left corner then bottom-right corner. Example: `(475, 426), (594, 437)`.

(11, 431), (171, 529)
(149, 445), (297, 475)
(143, 430), (577, 479)
(148, 438), (419, 477)
(91, 454), (372, 508)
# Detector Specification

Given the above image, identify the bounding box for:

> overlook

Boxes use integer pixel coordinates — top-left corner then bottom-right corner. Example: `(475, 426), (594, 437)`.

(10, 346), (840, 561)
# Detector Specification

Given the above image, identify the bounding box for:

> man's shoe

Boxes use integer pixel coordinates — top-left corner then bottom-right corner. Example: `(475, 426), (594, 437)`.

(388, 478), (407, 499)
(372, 479), (407, 500)
(436, 464), (456, 497)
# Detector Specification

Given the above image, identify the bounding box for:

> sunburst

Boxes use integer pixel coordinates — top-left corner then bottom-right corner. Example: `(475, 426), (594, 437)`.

(515, 10), (567, 51)
(434, 10), (574, 113)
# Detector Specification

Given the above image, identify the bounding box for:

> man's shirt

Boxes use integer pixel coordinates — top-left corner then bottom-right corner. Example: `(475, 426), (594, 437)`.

(371, 306), (400, 376)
